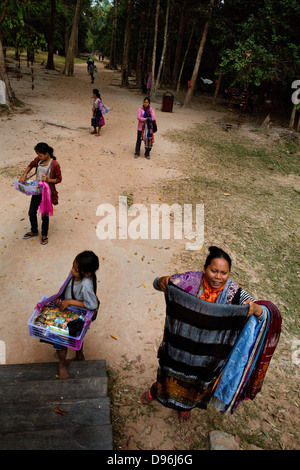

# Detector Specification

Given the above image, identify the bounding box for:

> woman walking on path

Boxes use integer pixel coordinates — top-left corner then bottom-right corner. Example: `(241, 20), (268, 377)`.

(91, 89), (105, 136)
(19, 142), (62, 245)
(134, 97), (155, 159)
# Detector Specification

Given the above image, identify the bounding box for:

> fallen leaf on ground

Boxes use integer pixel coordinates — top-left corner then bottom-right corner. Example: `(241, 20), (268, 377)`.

(54, 407), (67, 415)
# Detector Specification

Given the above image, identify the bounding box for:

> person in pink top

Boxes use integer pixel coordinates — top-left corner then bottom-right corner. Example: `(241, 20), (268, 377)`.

(134, 97), (155, 159)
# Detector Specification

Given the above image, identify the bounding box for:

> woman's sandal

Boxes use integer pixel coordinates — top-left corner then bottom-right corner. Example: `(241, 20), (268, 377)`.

(41, 236), (48, 245)
(22, 232), (38, 239)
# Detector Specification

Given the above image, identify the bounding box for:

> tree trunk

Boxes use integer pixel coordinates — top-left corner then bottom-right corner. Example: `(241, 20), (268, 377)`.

(176, 18), (196, 93)
(121, 0), (133, 87)
(212, 71), (222, 104)
(136, 3), (146, 89)
(0, 33), (14, 104)
(289, 103), (297, 129)
(183, 0), (215, 108)
(64, 3), (69, 57)
(109, 0), (118, 69)
(46, 0), (56, 70)
(172, 0), (187, 88)
(153, 0), (170, 96)
(150, 0), (160, 99)
(63, 0), (82, 76)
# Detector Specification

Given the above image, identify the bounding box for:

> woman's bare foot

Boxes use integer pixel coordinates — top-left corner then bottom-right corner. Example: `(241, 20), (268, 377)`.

(141, 390), (154, 404)
(178, 411), (191, 423)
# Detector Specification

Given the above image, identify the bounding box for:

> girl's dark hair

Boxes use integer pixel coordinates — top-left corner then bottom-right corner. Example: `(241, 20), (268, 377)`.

(75, 251), (99, 293)
(204, 246), (232, 271)
(34, 142), (56, 160)
(93, 88), (101, 99)
(144, 97), (150, 104)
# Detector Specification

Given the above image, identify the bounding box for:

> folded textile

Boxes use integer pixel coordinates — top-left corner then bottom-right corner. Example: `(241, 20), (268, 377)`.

(212, 308), (268, 413)
(244, 300), (282, 401)
(156, 283), (249, 411)
(39, 181), (53, 217)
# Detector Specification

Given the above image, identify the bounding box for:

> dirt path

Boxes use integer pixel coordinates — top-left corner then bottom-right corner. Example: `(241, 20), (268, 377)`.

(0, 60), (299, 451)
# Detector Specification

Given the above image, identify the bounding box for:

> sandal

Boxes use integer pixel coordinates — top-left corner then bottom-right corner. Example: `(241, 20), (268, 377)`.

(41, 236), (48, 245)
(22, 232), (38, 239)
(141, 389), (154, 405)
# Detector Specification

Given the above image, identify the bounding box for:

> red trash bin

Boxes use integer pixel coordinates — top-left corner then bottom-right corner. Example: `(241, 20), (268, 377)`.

(161, 91), (174, 112)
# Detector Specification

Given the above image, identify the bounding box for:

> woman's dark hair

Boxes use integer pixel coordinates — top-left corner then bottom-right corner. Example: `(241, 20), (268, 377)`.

(144, 97), (150, 104)
(93, 88), (101, 99)
(75, 251), (99, 293)
(34, 142), (56, 160)
(204, 246), (232, 271)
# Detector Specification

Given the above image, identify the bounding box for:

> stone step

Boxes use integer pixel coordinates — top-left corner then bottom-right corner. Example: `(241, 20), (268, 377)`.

(0, 360), (106, 382)
(0, 425), (113, 450)
(0, 376), (108, 404)
(0, 397), (111, 433)
(0, 360), (113, 450)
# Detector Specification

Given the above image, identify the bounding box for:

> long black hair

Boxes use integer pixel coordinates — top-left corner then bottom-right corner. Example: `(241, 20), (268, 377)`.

(34, 142), (56, 160)
(93, 88), (101, 99)
(75, 251), (99, 293)
(204, 246), (232, 271)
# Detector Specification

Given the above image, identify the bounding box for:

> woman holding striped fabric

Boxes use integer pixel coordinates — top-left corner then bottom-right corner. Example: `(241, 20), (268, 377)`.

(141, 246), (277, 423)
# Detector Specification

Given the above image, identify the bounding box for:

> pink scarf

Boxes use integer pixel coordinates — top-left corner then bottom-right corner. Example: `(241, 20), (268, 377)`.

(39, 182), (53, 217)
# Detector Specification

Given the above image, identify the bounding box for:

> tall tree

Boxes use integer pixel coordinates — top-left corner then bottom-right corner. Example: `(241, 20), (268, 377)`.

(150, 0), (159, 99)
(153, 0), (170, 95)
(183, 0), (215, 108)
(0, 0), (13, 104)
(46, 0), (56, 70)
(176, 17), (197, 92)
(171, 0), (188, 88)
(121, 0), (133, 86)
(109, 0), (118, 69)
(63, 0), (82, 76)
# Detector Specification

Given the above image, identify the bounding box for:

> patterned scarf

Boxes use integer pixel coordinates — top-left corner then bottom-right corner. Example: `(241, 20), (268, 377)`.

(39, 182), (53, 217)
(200, 275), (226, 303)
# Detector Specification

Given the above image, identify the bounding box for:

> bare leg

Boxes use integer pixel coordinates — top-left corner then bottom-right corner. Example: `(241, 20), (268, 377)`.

(56, 348), (70, 380)
(75, 344), (85, 361)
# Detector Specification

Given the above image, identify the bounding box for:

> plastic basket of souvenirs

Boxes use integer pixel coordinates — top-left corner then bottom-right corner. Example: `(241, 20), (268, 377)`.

(28, 297), (94, 350)
(14, 179), (42, 196)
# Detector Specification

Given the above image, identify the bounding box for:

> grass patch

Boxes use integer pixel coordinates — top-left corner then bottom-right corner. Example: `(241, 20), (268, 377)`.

(160, 123), (300, 336)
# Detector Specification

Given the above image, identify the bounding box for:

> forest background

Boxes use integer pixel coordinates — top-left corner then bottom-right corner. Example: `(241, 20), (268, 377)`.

(0, 0), (299, 127)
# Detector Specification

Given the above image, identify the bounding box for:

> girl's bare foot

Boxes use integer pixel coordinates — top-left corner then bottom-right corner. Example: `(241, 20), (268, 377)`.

(74, 351), (85, 361)
(58, 362), (70, 380)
